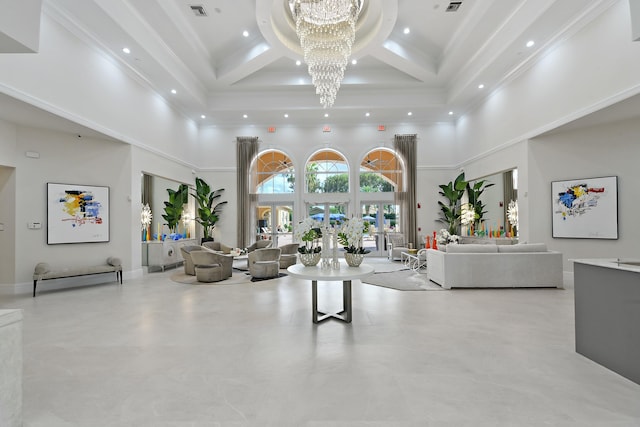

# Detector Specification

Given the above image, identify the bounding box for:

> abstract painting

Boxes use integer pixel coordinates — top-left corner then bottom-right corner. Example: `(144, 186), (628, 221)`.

(551, 176), (618, 239)
(47, 183), (110, 244)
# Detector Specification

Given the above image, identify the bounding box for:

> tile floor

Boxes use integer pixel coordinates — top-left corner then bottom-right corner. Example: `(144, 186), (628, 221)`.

(3, 259), (640, 427)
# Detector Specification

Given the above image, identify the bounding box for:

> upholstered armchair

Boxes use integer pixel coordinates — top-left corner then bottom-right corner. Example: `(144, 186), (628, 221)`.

(248, 248), (281, 279)
(278, 243), (299, 269)
(189, 250), (224, 283)
(387, 232), (410, 261)
(180, 245), (203, 275)
(246, 240), (273, 252)
(201, 241), (233, 254)
(200, 246), (233, 279)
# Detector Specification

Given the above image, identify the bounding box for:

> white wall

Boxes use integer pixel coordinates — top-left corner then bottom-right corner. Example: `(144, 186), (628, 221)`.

(457, 1), (640, 162)
(528, 117), (640, 271)
(13, 127), (133, 285)
(0, 12), (200, 166)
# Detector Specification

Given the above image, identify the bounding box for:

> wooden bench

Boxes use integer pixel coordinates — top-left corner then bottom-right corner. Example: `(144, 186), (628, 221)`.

(32, 257), (123, 297)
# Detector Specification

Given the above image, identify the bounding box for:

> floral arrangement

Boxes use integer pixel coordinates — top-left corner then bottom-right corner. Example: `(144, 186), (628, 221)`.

(337, 217), (370, 254)
(293, 217), (323, 254)
(460, 203), (477, 227)
(436, 228), (460, 246)
(507, 200), (518, 229)
(141, 203), (152, 230)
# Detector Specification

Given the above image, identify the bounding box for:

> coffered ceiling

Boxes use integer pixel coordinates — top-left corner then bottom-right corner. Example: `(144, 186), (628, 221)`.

(10, 0), (614, 128)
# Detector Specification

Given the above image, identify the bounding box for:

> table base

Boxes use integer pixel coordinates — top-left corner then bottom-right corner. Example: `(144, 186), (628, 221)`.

(312, 280), (352, 323)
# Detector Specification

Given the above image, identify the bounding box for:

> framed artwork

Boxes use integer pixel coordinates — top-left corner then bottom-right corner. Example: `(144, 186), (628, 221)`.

(47, 183), (110, 244)
(551, 176), (618, 239)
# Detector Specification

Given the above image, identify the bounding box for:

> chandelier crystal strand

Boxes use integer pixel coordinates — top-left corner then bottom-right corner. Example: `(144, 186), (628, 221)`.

(291, 0), (362, 108)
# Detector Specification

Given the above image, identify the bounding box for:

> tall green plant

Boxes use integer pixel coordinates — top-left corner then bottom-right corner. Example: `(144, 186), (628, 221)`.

(466, 179), (495, 228)
(192, 177), (228, 239)
(162, 184), (189, 233)
(437, 172), (467, 234)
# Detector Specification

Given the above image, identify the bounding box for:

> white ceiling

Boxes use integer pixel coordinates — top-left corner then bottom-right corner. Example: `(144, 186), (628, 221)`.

(1, 0), (620, 131)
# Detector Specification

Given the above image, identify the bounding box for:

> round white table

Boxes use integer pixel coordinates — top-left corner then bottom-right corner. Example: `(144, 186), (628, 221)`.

(287, 261), (374, 324)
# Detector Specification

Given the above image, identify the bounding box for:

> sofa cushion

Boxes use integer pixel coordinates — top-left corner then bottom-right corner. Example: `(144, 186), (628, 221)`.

(498, 243), (547, 253)
(446, 244), (498, 253)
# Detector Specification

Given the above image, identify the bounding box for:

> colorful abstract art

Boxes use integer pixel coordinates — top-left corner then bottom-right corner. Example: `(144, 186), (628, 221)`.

(47, 183), (110, 244)
(551, 176), (617, 239)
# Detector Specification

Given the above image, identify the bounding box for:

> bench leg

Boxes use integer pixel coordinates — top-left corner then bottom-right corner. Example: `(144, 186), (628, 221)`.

(33, 279), (37, 297)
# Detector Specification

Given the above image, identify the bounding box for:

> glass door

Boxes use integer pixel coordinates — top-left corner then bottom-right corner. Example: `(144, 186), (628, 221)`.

(307, 203), (346, 249)
(360, 202), (399, 256)
(256, 203), (293, 247)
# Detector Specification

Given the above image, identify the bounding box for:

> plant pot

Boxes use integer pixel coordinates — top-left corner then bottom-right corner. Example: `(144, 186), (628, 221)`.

(344, 252), (365, 267)
(299, 252), (321, 266)
(201, 237), (214, 245)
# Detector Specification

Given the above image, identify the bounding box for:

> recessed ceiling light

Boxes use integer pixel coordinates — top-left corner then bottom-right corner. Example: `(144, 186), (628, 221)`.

(242, 30), (249, 37)
(324, 113), (329, 118)
(478, 84), (485, 89)
(526, 40), (535, 48)
(449, 111), (454, 115)
(171, 89), (177, 94)
(351, 59), (357, 65)
(365, 112), (370, 117)
(284, 113), (289, 118)
(403, 27), (410, 35)
(296, 60), (302, 66)
(243, 114), (248, 119)
(407, 112), (413, 116)
(200, 115), (206, 119)
(122, 47), (130, 54)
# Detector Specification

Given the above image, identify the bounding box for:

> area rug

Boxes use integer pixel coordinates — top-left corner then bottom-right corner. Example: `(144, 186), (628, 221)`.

(362, 269), (445, 291)
(170, 271), (285, 285)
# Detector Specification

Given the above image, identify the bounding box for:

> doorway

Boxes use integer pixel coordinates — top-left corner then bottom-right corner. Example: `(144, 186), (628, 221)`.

(256, 203), (293, 247)
(360, 202), (399, 256)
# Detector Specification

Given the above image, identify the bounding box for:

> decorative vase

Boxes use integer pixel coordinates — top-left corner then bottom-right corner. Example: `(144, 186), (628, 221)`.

(344, 252), (365, 267)
(425, 236), (431, 249)
(299, 252), (321, 266)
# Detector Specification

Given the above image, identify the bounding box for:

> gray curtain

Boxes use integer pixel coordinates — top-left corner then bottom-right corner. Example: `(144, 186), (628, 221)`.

(237, 136), (259, 248)
(394, 134), (417, 246)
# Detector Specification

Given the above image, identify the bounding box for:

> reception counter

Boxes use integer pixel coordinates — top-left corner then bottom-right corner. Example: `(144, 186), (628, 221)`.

(572, 259), (640, 385)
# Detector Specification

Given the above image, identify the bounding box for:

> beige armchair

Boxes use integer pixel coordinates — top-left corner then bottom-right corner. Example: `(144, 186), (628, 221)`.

(179, 245), (202, 275)
(189, 250), (224, 283)
(248, 248), (281, 279)
(387, 232), (410, 261)
(246, 240), (273, 252)
(200, 246), (233, 279)
(278, 243), (299, 269)
(201, 241), (233, 254)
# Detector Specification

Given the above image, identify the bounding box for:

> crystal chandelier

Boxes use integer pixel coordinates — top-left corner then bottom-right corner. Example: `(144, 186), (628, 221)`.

(290, 0), (364, 108)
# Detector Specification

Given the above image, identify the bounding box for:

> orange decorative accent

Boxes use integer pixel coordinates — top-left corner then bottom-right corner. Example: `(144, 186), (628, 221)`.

(425, 236), (431, 249)
(432, 231), (438, 250)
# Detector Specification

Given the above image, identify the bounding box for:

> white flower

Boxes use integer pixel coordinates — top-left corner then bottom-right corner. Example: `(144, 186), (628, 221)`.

(507, 200), (518, 228)
(293, 217), (322, 242)
(436, 228), (459, 245)
(141, 203), (152, 229)
(339, 217), (367, 247)
(460, 203), (476, 226)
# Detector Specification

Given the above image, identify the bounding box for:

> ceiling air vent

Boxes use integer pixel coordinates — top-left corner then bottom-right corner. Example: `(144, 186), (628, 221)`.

(446, 2), (463, 12)
(190, 5), (207, 17)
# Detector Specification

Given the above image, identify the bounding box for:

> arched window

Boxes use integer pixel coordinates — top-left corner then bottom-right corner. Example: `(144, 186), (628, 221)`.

(254, 150), (294, 194)
(360, 148), (403, 192)
(305, 149), (349, 193)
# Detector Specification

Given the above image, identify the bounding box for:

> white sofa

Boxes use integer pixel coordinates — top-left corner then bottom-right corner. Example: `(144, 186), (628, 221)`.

(426, 243), (563, 289)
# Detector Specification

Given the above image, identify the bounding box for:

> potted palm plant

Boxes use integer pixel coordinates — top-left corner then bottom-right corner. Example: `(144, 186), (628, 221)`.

(192, 177), (228, 244)
(437, 172), (467, 235)
(162, 184), (189, 236)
